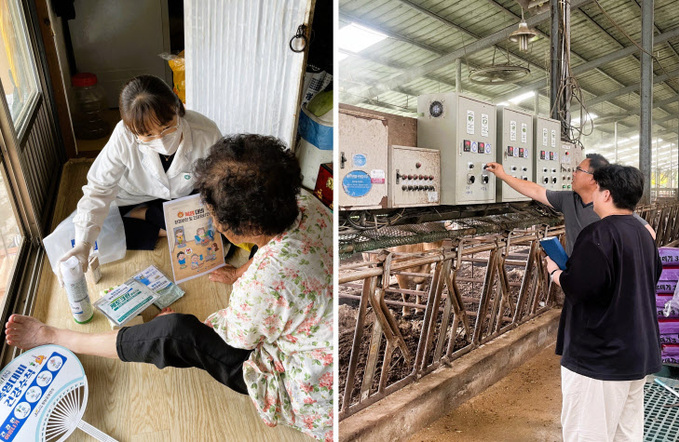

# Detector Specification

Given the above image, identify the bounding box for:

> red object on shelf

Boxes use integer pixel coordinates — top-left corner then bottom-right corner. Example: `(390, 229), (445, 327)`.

(314, 163), (333, 210)
(71, 72), (98, 87)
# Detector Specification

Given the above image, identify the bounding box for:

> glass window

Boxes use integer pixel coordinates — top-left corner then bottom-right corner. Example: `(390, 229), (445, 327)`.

(0, 0), (39, 130)
(0, 167), (23, 306)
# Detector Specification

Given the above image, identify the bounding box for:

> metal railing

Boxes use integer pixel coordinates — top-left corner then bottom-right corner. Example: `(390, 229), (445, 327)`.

(338, 226), (565, 419)
(339, 200), (679, 420)
(638, 201), (679, 246)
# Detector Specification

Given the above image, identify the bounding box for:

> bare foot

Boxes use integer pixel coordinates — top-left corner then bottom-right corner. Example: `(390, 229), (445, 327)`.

(156, 307), (176, 317)
(5, 315), (56, 350)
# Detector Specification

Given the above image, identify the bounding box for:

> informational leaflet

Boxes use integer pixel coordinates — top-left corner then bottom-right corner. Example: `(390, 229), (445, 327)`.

(93, 279), (158, 327)
(163, 194), (225, 284)
(133, 265), (185, 309)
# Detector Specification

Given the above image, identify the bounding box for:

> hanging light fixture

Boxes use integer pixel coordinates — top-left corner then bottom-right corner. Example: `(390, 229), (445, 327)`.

(509, 9), (539, 51)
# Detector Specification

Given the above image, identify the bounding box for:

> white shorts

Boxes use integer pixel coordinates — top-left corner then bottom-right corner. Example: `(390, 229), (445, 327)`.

(561, 366), (646, 442)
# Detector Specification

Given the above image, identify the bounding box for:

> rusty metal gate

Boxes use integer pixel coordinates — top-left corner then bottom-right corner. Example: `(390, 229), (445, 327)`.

(339, 201), (679, 420)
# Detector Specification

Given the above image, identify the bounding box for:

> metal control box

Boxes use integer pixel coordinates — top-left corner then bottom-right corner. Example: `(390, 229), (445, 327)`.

(570, 142), (585, 171)
(496, 107), (533, 202)
(559, 141), (577, 190)
(338, 110), (389, 210)
(388, 145), (441, 208)
(417, 93), (497, 205)
(534, 116), (562, 191)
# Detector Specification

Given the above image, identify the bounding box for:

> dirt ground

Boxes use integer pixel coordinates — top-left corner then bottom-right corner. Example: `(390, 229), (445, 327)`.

(408, 343), (563, 442)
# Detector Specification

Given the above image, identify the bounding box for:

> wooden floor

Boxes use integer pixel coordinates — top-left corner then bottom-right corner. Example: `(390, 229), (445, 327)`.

(29, 159), (310, 441)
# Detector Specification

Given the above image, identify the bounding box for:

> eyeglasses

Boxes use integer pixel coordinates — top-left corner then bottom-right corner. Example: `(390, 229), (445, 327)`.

(136, 119), (179, 143)
(575, 166), (593, 175)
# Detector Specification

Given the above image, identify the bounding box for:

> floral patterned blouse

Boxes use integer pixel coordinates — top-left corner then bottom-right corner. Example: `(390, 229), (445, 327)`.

(205, 192), (333, 441)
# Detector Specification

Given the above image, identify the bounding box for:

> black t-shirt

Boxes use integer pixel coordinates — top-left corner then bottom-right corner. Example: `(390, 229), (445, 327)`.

(159, 153), (175, 173)
(557, 214), (662, 380)
(546, 190), (650, 255)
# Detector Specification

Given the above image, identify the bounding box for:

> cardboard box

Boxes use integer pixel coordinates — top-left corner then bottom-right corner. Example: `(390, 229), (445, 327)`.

(314, 162), (333, 210)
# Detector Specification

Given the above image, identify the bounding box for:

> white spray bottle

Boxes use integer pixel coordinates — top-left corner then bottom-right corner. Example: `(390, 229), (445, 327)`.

(60, 256), (94, 323)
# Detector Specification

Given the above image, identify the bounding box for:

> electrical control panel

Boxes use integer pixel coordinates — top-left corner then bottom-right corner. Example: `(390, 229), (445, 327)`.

(559, 141), (576, 190)
(496, 107), (533, 202)
(417, 93), (497, 205)
(534, 116), (562, 191)
(388, 145), (441, 208)
(570, 142), (585, 171)
(338, 110), (389, 210)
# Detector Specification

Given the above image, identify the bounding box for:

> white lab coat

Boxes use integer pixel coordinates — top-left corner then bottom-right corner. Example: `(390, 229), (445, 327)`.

(73, 110), (222, 245)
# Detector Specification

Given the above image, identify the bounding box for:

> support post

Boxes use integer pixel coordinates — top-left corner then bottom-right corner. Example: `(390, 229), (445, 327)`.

(550, 0), (571, 139)
(550, 0), (560, 122)
(614, 121), (618, 163)
(640, 0), (654, 204)
(455, 59), (461, 93)
(562, 0), (571, 140)
(534, 92), (539, 115)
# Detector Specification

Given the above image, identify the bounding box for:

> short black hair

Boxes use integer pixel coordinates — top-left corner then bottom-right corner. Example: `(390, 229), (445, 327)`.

(194, 134), (302, 236)
(586, 153), (609, 172)
(119, 75), (185, 136)
(177, 251), (185, 258)
(593, 164), (644, 211)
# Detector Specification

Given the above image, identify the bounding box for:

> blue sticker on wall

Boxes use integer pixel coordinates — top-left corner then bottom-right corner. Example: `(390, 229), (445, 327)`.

(353, 154), (367, 167)
(343, 170), (372, 198)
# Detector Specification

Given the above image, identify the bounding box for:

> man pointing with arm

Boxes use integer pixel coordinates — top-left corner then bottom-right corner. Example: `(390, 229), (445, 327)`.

(485, 153), (655, 255)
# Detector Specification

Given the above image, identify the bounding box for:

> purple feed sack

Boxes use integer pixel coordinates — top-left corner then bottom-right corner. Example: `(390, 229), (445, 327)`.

(660, 247), (679, 267)
(662, 344), (679, 364)
(658, 295), (673, 308)
(657, 280), (677, 294)
(659, 267), (679, 282)
(657, 295), (679, 318)
(659, 319), (679, 343)
(661, 335), (679, 344)
(663, 344), (679, 356)
(659, 319), (679, 334)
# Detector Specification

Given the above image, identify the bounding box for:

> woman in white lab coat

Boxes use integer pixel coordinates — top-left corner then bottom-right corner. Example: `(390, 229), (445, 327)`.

(60, 75), (222, 271)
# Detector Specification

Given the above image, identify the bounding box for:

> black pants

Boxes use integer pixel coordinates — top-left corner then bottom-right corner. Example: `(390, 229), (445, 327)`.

(116, 313), (252, 394)
(118, 199), (168, 250)
(119, 198), (234, 252)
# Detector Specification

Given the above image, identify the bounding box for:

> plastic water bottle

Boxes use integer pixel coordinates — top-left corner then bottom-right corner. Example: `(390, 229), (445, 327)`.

(60, 256), (94, 324)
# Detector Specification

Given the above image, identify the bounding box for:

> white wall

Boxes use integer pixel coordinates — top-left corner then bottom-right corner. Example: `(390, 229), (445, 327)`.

(185, 0), (312, 147)
(68, 0), (172, 108)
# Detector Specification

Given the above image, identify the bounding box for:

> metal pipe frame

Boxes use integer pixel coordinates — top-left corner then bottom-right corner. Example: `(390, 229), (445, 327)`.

(339, 202), (679, 420)
(338, 230), (561, 420)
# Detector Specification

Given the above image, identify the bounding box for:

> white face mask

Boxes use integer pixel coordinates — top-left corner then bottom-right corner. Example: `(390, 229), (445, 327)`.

(138, 119), (183, 156)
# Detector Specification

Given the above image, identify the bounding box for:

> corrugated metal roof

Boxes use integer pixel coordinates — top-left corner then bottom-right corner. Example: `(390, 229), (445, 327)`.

(340, 0), (679, 170)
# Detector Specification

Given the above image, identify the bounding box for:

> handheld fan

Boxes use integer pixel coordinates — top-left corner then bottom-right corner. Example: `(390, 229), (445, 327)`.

(0, 344), (117, 442)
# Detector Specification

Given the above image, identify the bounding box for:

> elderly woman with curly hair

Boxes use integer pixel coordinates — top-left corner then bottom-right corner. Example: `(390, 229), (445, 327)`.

(5, 135), (334, 441)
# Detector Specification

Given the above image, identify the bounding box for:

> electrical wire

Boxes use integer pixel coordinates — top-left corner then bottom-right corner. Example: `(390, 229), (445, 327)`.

(547, 0), (595, 146)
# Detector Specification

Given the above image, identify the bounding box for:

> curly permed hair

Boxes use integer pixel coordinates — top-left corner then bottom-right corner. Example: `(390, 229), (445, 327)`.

(193, 134), (302, 236)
